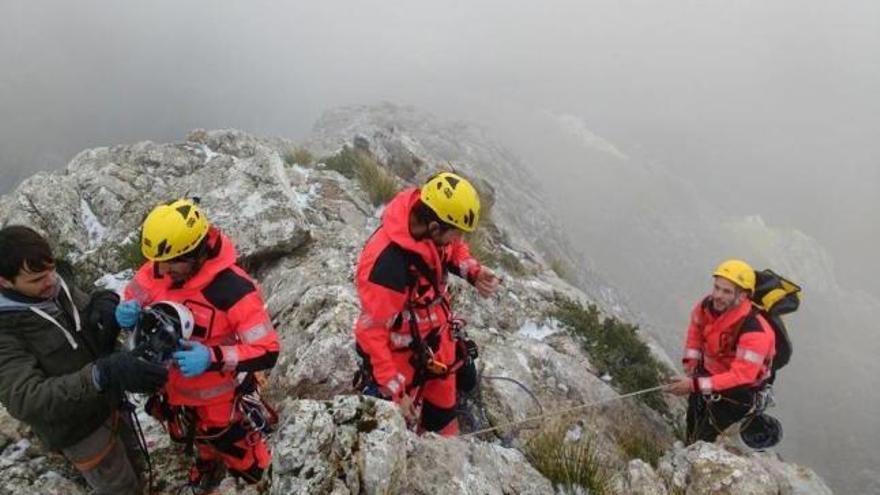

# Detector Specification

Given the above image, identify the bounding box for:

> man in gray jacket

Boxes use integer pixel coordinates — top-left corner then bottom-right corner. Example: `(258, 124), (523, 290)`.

(0, 225), (168, 494)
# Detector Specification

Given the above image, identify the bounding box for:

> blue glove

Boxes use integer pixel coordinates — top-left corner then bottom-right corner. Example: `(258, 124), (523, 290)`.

(172, 339), (212, 378)
(115, 300), (142, 328)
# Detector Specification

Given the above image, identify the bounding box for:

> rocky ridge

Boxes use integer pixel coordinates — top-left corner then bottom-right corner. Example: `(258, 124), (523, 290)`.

(0, 105), (831, 494)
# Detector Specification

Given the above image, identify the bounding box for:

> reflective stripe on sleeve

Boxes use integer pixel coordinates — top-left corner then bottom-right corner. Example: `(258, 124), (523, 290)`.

(684, 348), (702, 360)
(385, 373), (406, 395)
(698, 376), (713, 394)
(389, 332), (413, 348)
(239, 323), (273, 344)
(458, 258), (478, 276)
(221, 346), (239, 372)
(736, 348), (766, 365)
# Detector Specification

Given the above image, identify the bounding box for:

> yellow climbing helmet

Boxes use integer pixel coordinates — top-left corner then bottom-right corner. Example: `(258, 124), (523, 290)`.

(141, 199), (210, 262)
(713, 259), (756, 292)
(419, 172), (481, 233)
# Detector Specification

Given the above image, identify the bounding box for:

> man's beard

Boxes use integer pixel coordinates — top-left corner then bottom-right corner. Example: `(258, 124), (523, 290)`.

(711, 298), (731, 313)
(169, 272), (191, 289)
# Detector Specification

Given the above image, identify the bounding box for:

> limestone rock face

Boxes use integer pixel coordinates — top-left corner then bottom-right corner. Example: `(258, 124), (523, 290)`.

(654, 442), (832, 495)
(269, 395), (554, 495)
(270, 395), (408, 495)
(612, 459), (668, 495)
(0, 129), (311, 287)
(404, 433), (554, 495)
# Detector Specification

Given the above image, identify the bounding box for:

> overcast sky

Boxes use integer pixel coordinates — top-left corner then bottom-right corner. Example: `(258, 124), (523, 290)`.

(2, 0), (877, 294)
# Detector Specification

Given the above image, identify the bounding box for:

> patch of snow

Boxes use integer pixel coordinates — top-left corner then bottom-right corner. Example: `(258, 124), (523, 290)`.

(80, 198), (107, 248)
(270, 154), (319, 211)
(364, 206), (384, 233)
(200, 144), (220, 163)
(516, 319), (561, 341)
(514, 350), (530, 371)
(524, 279), (553, 292)
(94, 270), (134, 295)
(498, 244), (520, 257)
(239, 191), (276, 218)
(3, 439), (30, 462)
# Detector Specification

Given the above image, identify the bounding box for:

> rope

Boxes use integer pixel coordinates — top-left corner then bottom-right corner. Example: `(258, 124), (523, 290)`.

(462, 384), (669, 438)
(481, 375), (544, 414)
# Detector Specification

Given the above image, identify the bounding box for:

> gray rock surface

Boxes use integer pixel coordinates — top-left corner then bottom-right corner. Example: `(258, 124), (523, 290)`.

(656, 442), (832, 495)
(270, 395), (408, 495)
(613, 459), (668, 495)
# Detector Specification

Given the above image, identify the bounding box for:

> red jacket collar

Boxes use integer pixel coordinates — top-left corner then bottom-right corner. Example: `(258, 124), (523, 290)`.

(702, 296), (753, 329)
(381, 188), (444, 276)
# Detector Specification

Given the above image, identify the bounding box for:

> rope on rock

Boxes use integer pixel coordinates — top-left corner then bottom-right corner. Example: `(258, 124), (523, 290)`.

(461, 384), (669, 438)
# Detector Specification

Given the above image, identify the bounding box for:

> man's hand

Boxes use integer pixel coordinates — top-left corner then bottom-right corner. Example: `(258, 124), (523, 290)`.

(665, 376), (695, 396)
(115, 300), (142, 328)
(398, 393), (419, 427)
(85, 290), (122, 355)
(93, 350), (169, 394)
(474, 267), (501, 298)
(172, 339), (212, 378)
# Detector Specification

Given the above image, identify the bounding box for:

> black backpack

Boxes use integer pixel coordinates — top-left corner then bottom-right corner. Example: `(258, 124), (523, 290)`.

(750, 269), (802, 371)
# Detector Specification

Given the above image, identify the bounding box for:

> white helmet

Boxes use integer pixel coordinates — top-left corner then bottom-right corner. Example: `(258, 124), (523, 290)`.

(131, 300), (194, 362)
(148, 301), (194, 340)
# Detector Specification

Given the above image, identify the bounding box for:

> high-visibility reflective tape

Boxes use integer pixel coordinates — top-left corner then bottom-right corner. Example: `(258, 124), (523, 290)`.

(698, 377), (713, 394)
(684, 348), (702, 359)
(737, 348), (765, 365)
(176, 381), (236, 401)
(389, 332), (413, 348)
(239, 323), (272, 344)
(221, 346), (239, 372)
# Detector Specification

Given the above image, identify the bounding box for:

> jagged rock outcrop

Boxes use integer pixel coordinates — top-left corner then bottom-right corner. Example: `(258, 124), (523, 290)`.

(653, 441), (831, 495)
(0, 106), (833, 494)
(270, 395), (553, 495)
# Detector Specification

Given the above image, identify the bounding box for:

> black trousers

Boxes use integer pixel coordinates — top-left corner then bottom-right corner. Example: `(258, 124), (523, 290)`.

(686, 386), (756, 444)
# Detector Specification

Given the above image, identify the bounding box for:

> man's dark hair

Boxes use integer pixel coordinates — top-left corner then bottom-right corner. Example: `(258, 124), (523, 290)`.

(0, 225), (55, 280)
(413, 201), (453, 232)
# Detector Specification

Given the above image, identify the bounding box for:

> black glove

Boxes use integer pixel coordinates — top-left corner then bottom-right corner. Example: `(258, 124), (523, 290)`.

(85, 290), (122, 355)
(94, 349), (169, 394)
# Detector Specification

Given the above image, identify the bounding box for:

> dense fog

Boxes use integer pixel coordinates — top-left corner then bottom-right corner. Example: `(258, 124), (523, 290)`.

(2, 1), (877, 491)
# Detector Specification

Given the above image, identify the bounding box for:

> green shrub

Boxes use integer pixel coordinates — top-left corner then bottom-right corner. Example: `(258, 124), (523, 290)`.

(498, 250), (527, 276)
(356, 155), (399, 206)
(320, 146), (361, 178)
(466, 224), (528, 276)
(524, 422), (612, 495)
(320, 146), (399, 206)
(552, 297), (672, 413)
(548, 257), (569, 280)
(613, 423), (667, 467)
(466, 229), (498, 268)
(284, 146), (314, 166)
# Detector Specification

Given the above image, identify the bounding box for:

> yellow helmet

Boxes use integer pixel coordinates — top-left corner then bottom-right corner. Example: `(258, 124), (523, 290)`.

(141, 199), (210, 261)
(419, 172), (481, 232)
(713, 259), (756, 292)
